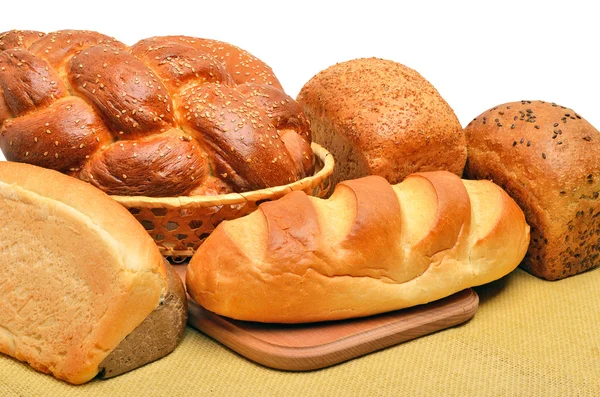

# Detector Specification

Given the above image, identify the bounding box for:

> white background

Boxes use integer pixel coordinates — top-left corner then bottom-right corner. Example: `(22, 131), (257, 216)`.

(2, 0), (599, 161)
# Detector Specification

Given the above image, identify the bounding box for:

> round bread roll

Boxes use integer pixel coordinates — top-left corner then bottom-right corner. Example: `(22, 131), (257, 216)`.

(296, 57), (466, 187)
(464, 100), (600, 280)
(0, 29), (313, 197)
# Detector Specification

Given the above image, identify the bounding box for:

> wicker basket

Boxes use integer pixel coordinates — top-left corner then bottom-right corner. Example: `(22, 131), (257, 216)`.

(111, 142), (334, 261)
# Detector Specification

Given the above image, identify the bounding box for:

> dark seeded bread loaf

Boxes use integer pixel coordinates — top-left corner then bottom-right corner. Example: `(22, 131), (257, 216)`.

(464, 100), (600, 280)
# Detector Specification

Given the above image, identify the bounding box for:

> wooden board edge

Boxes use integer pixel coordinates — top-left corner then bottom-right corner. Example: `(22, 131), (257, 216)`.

(188, 289), (479, 371)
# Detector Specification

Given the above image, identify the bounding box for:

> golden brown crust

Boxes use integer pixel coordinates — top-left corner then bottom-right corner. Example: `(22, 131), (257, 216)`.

(28, 30), (125, 74)
(0, 30), (45, 51)
(132, 36), (283, 89)
(0, 161), (170, 384)
(130, 39), (234, 92)
(297, 57), (466, 187)
(237, 83), (314, 176)
(79, 129), (207, 196)
(187, 171), (530, 323)
(69, 43), (175, 139)
(1, 97), (112, 172)
(177, 82), (311, 191)
(408, 172), (471, 257)
(0, 89), (10, 127)
(0, 49), (67, 117)
(464, 100), (600, 280)
(0, 29), (312, 197)
(328, 177), (408, 281)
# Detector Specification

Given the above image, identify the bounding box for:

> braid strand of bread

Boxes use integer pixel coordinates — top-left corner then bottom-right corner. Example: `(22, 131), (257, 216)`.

(0, 30), (313, 197)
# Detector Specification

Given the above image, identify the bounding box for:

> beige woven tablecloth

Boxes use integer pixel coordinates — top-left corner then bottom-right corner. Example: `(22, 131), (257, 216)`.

(1, 267), (599, 396)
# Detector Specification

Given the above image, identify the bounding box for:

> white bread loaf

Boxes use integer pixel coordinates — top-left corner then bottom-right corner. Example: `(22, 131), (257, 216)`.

(186, 171), (530, 323)
(0, 161), (186, 384)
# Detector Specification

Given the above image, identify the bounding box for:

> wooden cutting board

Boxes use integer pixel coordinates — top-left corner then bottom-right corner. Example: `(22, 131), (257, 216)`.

(174, 264), (478, 371)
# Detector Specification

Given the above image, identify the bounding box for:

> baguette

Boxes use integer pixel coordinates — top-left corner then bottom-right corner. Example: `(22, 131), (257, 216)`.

(0, 161), (187, 384)
(186, 171), (530, 323)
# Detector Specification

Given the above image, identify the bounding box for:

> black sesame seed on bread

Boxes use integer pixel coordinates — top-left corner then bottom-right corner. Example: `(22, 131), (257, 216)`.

(464, 100), (600, 280)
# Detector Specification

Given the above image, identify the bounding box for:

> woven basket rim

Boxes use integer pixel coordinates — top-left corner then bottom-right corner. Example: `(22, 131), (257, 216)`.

(111, 142), (334, 209)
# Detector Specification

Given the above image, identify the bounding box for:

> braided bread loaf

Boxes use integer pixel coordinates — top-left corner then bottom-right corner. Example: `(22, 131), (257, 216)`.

(186, 171), (530, 323)
(0, 30), (313, 197)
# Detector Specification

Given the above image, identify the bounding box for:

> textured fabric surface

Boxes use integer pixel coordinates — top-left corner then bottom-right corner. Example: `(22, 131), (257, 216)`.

(1, 267), (599, 396)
